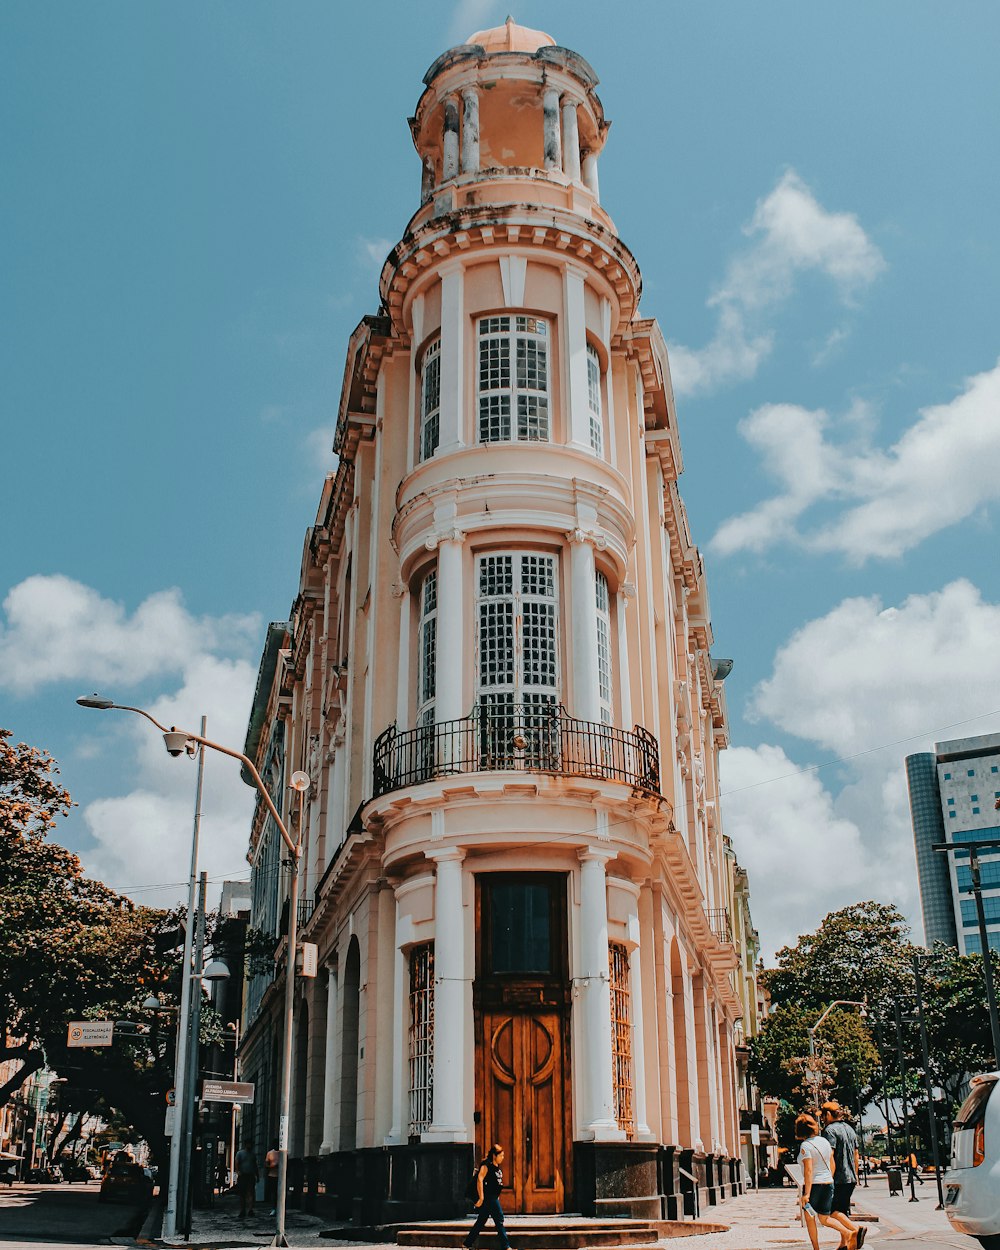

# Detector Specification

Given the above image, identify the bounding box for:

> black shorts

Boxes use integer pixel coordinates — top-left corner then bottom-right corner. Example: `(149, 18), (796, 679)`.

(808, 1183), (834, 1215)
(832, 1181), (855, 1214)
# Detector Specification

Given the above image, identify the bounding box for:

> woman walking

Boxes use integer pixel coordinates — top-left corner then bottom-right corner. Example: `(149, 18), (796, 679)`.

(795, 1114), (864, 1250)
(464, 1143), (511, 1250)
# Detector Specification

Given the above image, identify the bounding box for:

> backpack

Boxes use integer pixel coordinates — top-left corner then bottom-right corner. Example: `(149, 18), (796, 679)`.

(465, 1163), (483, 1202)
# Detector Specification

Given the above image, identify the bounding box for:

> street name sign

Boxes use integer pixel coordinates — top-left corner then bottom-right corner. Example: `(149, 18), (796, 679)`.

(202, 1080), (255, 1105)
(67, 1021), (114, 1047)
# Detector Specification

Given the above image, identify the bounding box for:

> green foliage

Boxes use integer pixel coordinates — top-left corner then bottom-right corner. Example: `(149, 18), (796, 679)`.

(748, 1001), (878, 1109)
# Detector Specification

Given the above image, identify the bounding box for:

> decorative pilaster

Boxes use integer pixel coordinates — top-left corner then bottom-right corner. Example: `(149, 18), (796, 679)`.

(567, 530), (603, 723)
(438, 262), (465, 453)
(563, 265), (593, 453)
(427, 848), (467, 1138)
(461, 88), (480, 173)
(577, 849), (622, 1139)
(427, 528), (465, 724)
(320, 965), (339, 1152)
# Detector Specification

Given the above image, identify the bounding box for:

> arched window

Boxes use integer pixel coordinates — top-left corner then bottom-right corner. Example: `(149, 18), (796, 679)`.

(587, 342), (604, 456)
(478, 316), (550, 443)
(408, 943), (434, 1135)
(609, 942), (635, 1136)
(419, 337), (441, 461)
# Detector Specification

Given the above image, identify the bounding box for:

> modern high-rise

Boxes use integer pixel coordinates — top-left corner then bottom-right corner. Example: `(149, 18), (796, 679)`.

(239, 18), (756, 1223)
(907, 731), (1000, 954)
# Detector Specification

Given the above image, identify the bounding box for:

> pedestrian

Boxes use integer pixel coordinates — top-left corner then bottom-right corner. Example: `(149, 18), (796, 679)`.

(264, 1138), (280, 1216)
(906, 1148), (924, 1185)
(234, 1139), (259, 1220)
(464, 1143), (511, 1250)
(795, 1113), (864, 1250)
(821, 1101), (861, 1238)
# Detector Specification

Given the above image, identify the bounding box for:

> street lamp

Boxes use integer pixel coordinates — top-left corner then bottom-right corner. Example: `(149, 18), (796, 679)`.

(76, 694), (308, 1248)
(806, 1000), (867, 1111)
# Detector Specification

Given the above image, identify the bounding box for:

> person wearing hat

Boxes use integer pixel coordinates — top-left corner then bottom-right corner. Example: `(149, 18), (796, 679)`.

(821, 1102), (861, 1237)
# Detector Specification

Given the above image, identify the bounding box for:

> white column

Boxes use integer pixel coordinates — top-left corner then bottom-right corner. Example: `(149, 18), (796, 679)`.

(434, 534), (464, 723)
(563, 265), (592, 451)
(577, 850), (621, 1138)
(386, 903), (409, 1145)
(438, 262), (465, 452)
(320, 965), (339, 1152)
(569, 535), (600, 722)
(561, 97), (581, 182)
(442, 96), (460, 181)
(616, 590), (633, 729)
(543, 88), (562, 170)
(461, 87), (480, 174)
(582, 151), (600, 200)
(427, 849), (467, 1138)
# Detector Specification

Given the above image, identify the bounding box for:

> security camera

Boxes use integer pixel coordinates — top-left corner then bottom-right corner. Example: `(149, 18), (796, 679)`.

(163, 730), (190, 757)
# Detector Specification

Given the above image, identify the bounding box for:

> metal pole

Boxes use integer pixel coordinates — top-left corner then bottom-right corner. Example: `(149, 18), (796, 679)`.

(229, 1023), (240, 1188)
(163, 716), (206, 1242)
(180, 872), (208, 1237)
(911, 954), (945, 1209)
(968, 847), (1000, 1066)
(270, 780), (306, 1248)
(892, 1000), (918, 1202)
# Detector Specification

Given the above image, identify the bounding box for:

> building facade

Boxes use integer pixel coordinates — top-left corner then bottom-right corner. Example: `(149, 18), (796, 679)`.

(907, 732), (1000, 955)
(240, 19), (752, 1222)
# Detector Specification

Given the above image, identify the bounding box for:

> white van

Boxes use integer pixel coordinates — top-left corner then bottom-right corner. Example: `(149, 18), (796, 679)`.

(945, 1071), (1000, 1249)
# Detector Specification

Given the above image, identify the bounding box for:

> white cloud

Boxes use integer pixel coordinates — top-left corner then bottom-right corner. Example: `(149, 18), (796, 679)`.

(720, 745), (892, 959)
(356, 236), (392, 274)
(82, 653), (258, 907)
(0, 575), (262, 907)
(0, 576), (259, 696)
(447, 0), (499, 46)
(727, 580), (1000, 956)
(711, 358), (1000, 562)
(304, 427), (338, 472)
(669, 170), (884, 397)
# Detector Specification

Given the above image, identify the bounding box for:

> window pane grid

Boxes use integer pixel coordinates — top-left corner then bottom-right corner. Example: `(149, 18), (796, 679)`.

(417, 570), (437, 724)
(587, 343), (604, 456)
(478, 316), (550, 445)
(596, 572), (612, 719)
(408, 943), (435, 1135)
(609, 942), (635, 1136)
(420, 339), (441, 461)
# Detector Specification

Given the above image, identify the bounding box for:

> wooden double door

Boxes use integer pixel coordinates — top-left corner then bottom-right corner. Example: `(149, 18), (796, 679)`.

(475, 875), (570, 1214)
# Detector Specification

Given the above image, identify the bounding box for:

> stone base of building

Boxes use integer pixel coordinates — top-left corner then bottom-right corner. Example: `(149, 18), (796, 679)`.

(301, 1142), (742, 1225)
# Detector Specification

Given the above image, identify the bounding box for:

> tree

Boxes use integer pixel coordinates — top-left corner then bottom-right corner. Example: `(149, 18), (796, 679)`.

(748, 1002), (879, 1110)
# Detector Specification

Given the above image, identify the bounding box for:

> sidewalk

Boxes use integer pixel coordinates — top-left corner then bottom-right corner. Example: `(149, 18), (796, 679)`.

(154, 1178), (973, 1250)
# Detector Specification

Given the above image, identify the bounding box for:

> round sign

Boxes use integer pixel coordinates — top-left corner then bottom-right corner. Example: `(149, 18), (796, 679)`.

(166, 1088), (176, 1107)
(69, 1026), (83, 1043)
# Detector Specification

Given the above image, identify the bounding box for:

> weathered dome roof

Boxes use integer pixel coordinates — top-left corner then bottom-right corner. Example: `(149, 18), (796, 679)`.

(466, 15), (556, 54)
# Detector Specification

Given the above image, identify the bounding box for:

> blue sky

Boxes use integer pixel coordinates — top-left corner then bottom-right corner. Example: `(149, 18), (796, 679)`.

(2, 1), (998, 957)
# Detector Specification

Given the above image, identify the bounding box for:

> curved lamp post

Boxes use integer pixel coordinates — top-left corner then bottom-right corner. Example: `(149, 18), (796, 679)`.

(76, 695), (308, 1248)
(806, 999), (867, 1113)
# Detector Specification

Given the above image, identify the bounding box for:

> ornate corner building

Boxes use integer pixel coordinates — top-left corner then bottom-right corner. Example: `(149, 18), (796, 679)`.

(239, 18), (756, 1223)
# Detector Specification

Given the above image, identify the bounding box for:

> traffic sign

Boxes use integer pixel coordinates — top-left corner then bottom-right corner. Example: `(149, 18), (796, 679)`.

(202, 1080), (255, 1105)
(165, 1088), (176, 1106)
(67, 1021), (114, 1047)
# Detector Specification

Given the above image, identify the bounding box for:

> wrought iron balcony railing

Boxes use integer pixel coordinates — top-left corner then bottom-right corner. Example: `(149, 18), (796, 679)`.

(372, 702), (660, 799)
(706, 907), (734, 946)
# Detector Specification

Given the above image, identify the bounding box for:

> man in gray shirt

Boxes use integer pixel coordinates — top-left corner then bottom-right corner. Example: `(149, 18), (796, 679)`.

(821, 1101), (860, 1230)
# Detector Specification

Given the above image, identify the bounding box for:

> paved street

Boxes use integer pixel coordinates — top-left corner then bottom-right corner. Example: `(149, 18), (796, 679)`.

(0, 1179), (147, 1247)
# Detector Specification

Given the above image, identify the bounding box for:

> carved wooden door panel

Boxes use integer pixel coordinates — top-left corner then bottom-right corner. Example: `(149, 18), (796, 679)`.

(482, 1011), (564, 1214)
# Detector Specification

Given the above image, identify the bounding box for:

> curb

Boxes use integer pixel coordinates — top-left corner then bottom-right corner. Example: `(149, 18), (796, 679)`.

(137, 1197), (166, 1246)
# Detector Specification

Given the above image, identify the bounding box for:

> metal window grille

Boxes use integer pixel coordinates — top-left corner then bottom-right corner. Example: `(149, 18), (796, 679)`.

(478, 316), (549, 443)
(420, 338), (441, 461)
(408, 943), (434, 1135)
(596, 571), (612, 723)
(609, 942), (635, 1135)
(587, 343), (604, 456)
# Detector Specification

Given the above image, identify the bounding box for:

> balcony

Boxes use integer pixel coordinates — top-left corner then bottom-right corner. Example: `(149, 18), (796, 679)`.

(706, 908), (733, 946)
(372, 702), (660, 799)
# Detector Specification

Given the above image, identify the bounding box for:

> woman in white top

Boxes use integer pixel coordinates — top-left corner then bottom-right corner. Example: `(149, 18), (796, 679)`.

(795, 1113), (864, 1250)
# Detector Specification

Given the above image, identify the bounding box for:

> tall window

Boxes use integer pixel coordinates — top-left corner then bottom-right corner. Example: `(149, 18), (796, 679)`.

(476, 552), (559, 766)
(417, 569), (437, 728)
(408, 943), (434, 1135)
(478, 316), (550, 443)
(609, 942), (635, 1136)
(595, 571), (612, 724)
(586, 343), (604, 456)
(420, 337), (441, 461)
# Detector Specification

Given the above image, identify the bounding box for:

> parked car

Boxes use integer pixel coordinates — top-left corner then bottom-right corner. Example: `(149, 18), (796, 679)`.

(945, 1070), (1000, 1249)
(98, 1159), (154, 1205)
(59, 1160), (91, 1183)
